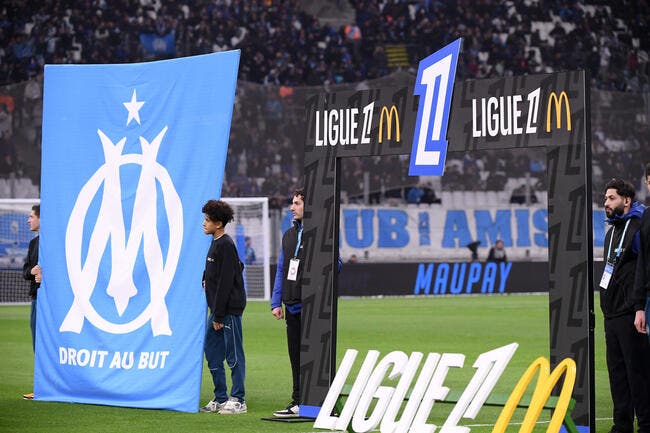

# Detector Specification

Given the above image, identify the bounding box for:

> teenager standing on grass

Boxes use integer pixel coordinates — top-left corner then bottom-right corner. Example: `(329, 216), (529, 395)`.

(199, 199), (247, 415)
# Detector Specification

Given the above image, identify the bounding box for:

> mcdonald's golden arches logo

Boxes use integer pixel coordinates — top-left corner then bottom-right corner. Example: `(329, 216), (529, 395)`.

(546, 91), (572, 132)
(379, 105), (401, 143)
(492, 356), (576, 433)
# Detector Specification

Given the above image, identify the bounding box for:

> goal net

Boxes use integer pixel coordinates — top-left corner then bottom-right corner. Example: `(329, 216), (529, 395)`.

(0, 197), (271, 303)
(0, 199), (39, 303)
(222, 197), (271, 300)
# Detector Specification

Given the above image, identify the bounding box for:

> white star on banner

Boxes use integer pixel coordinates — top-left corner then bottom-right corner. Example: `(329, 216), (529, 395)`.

(123, 89), (145, 126)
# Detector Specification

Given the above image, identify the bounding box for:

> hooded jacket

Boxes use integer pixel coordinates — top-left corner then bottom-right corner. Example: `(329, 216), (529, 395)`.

(600, 201), (646, 319)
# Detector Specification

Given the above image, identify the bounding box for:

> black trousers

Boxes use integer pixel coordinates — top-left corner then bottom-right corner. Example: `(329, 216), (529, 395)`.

(605, 314), (650, 433)
(286, 308), (301, 405)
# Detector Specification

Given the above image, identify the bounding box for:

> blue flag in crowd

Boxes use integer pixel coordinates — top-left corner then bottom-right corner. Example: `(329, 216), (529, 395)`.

(139, 32), (176, 56)
(36, 51), (240, 412)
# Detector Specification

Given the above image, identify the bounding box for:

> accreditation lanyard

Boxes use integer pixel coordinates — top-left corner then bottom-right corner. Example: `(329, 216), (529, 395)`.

(287, 227), (303, 282)
(293, 228), (303, 258)
(600, 219), (630, 290)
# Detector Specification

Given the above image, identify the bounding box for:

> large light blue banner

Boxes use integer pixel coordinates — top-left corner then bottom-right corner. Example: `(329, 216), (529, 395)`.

(35, 51), (240, 412)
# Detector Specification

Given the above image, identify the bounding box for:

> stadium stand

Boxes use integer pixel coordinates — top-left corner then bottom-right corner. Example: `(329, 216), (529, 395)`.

(0, 0), (648, 205)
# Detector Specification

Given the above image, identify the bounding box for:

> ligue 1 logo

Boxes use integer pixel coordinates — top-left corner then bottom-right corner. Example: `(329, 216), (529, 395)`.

(60, 89), (183, 336)
(315, 343), (577, 433)
(408, 38), (461, 177)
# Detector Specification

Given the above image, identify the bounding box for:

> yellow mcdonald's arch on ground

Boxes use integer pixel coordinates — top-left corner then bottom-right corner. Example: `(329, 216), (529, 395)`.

(379, 105), (400, 143)
(492, 357), (576, 433)
(546, 91), (572, 132)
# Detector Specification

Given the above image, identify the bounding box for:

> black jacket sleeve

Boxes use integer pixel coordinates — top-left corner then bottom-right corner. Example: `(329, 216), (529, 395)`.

(634, 210), (650, 310)
(23, 237), (38, 281)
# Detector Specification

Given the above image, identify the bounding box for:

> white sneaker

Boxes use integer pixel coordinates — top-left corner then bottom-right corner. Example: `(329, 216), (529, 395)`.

(273, 403), (299, 418)
(218, 397), (247, 414)
(199, 399), (226, 413)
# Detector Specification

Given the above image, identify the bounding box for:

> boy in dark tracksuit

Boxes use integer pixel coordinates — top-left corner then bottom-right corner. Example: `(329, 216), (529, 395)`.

(199, 199), (247, 415)
(600, 179), (650, 433)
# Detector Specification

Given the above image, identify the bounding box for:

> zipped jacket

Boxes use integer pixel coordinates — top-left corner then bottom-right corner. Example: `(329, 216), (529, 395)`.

(600, 202), (646, 319)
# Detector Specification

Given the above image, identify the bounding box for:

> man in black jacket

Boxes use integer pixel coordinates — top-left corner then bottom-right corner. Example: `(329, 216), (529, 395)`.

(270, 188), (342, 418)
(634, 163), (650, 339)
(22, 204), (40, 400)
(199, 199), (247, 415)
(600, 179), (650, 433)
(270, 189), (305, 418)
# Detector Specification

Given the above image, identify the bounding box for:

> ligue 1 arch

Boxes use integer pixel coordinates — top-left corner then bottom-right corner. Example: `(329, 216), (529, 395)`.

(298, 39), (593, 432)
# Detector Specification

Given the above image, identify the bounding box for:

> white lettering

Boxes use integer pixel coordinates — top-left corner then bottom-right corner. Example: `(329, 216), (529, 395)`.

(351, 351), (408, 433)
(440, 343), (518, 433)
(470, 89), (540, 138)
(380, 352), (425, 433)
(350, 108), (359, 145)
(315, 110), (324, 146)
(336, 350), (380, 430)
(59, 347), (66, 364)
(487, 97), (499, 137)
(472, 99), (481, 138)
(109, 351), (134, 369)
(138, 351), (170, 369)
(315, 349), (362, 430)
(58, 347), (108, 368)
(328, 110), (339, 145)
(499, 96), (512, 136)
(512, 95), (523, 135)
(314, 106), (369, 146)
(526, 87), (540, 133)
(77, 349), (90, 367)
(361, 102), (374, 144)
(317, 344), (519, 433)
(411, 353), (464, 433)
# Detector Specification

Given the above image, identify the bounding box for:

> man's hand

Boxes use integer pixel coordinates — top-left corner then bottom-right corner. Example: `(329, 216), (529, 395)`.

(213, 321), (223, 331)
(635, 310), (647, 334)
(272, 306), (284, 319)
(31, 265), (42, 284)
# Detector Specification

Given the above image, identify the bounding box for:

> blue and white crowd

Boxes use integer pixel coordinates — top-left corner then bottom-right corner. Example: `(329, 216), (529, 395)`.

(0, 0), (649, 205)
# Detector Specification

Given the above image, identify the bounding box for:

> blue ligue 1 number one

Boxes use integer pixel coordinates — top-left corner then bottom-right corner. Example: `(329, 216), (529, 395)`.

(408, 38), (462, 176)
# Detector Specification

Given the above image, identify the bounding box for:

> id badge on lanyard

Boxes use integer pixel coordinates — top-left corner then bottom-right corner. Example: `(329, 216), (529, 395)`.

(287, 258), (300, 281)
(600, 219), (630, 290)
(599, 261), (614, 290)
(287, 227), (303, 282)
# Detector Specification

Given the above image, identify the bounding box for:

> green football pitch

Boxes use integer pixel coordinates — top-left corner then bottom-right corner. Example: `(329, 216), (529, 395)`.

(1, 295), (614, 433)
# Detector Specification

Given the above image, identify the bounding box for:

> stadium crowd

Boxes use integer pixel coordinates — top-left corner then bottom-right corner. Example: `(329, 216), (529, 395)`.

(0, 0), (649, 205)
(2, 0), (649, 90)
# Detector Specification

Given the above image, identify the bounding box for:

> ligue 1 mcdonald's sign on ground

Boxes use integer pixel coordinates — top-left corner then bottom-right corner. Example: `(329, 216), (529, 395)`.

(302, 38), (593, 433)
(314, 344), (577, 433)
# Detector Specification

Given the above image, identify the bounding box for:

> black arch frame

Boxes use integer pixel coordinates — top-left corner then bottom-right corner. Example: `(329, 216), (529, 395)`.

(299, 70), (594, 431)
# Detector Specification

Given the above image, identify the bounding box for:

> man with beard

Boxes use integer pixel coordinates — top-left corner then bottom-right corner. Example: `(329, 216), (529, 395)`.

(600, 178), (650, 433)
